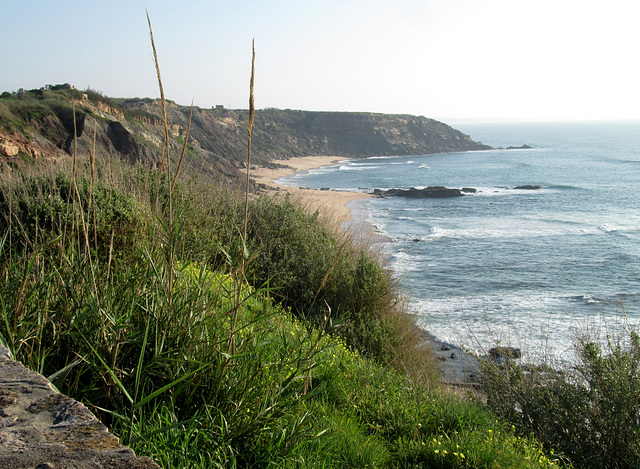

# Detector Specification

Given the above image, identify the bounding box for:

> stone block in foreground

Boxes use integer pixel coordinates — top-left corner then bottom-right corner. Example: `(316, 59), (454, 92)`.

(0, 346), (159, 469)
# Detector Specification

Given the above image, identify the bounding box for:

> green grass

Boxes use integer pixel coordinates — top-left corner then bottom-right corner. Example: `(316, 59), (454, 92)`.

(0, 161), (563, 468)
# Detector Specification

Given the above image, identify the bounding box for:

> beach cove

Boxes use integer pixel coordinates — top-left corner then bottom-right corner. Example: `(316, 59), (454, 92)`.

(250, 156), (371, 224)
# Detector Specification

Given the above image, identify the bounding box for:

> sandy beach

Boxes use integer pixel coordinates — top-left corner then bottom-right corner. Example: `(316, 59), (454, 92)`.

(250, 156), (372, 224)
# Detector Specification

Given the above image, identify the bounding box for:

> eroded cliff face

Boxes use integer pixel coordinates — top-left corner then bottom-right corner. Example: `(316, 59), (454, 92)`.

(0, 89), (489, 179)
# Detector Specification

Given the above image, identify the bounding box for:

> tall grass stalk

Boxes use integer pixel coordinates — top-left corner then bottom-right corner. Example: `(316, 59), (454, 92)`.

(147, 12), (175, 313)
(146, 10), (168, 173)
(216, 40), (256, 397)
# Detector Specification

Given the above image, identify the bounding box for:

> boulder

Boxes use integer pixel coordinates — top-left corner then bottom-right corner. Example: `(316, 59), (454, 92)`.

(0, 138), (19, 157)
(0, 347), (159, 468)
(488, 346), (522, 360)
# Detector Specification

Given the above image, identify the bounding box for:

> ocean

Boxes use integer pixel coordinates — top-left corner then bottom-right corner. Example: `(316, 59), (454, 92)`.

(277, 121), (640, 362)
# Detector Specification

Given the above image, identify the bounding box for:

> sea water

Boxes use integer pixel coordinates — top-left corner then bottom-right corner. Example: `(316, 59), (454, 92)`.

(277, 121), (640, 362)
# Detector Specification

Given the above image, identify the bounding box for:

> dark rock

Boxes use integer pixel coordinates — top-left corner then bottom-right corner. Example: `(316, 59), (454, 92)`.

(450, 353), (459, 359)
(107, 121), (158, 165)
(440, 345), (450, 351)
(514, 185), (542, 190)
(506, 144), (533, 150)
(488, 346), (522, 360)
(373, 186), (464, 198)
(461, 187), (477, 193)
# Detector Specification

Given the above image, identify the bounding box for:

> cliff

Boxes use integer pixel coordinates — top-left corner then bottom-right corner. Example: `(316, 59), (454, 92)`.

(0, 86), (490, 179)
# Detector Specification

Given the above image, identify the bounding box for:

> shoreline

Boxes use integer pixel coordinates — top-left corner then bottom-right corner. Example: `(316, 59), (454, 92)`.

(251, 156), (480, 387)
(250, 156), (372, 225)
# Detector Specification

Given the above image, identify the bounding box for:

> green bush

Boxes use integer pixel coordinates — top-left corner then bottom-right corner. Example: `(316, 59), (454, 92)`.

(483, 327), (640, 468)
(242, 194), (418, 366)
(0, 170), (145, 261)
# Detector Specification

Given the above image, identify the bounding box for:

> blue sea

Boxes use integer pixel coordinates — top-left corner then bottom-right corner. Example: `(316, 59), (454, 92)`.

(278, 121), (640, 362)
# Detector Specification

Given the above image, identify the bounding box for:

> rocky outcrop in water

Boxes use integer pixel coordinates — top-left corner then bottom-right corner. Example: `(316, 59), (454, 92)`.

(514, 185), (542, 190)
(373, 186), (464, 198)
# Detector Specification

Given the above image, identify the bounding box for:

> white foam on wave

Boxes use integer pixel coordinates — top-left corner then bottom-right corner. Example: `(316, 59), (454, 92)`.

(467, 186), (548, 197)
(426, 226), (448, 239)
(419, 164), (430, 169)
(598, 224), (617, 233)
(390, 251), (423, 272)
(414, 295), (574, 358)
(306, 166), (340, 175)
(367, 155), (405, 160)
(412, 291), (640, 364)
(339, 164), (382, 171)
(411, 220), (576, 240)
(393, 207), (426, 212)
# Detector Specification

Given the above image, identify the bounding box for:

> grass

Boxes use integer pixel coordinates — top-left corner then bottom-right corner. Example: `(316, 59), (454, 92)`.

(0, 154), (566, 468)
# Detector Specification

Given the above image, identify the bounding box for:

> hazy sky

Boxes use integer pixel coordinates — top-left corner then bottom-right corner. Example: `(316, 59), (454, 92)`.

(3, 0), (640, 121)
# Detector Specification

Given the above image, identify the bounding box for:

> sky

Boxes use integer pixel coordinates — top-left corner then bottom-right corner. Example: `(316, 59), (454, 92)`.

(3, 0), (640, 121)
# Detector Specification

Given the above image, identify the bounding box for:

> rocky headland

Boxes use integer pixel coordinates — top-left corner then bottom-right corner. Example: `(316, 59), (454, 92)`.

(0, 85), (491, 181)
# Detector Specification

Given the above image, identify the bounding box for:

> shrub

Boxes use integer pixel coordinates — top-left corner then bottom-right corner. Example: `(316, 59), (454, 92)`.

(0, 170), (145, 261)
(242, 194), (420, 367)
(482, 326), (640, 468)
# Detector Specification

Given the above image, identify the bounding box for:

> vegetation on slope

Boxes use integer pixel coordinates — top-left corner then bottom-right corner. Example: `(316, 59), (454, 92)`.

(0, 159), (561, 468)
(482, 329), (640, 469)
